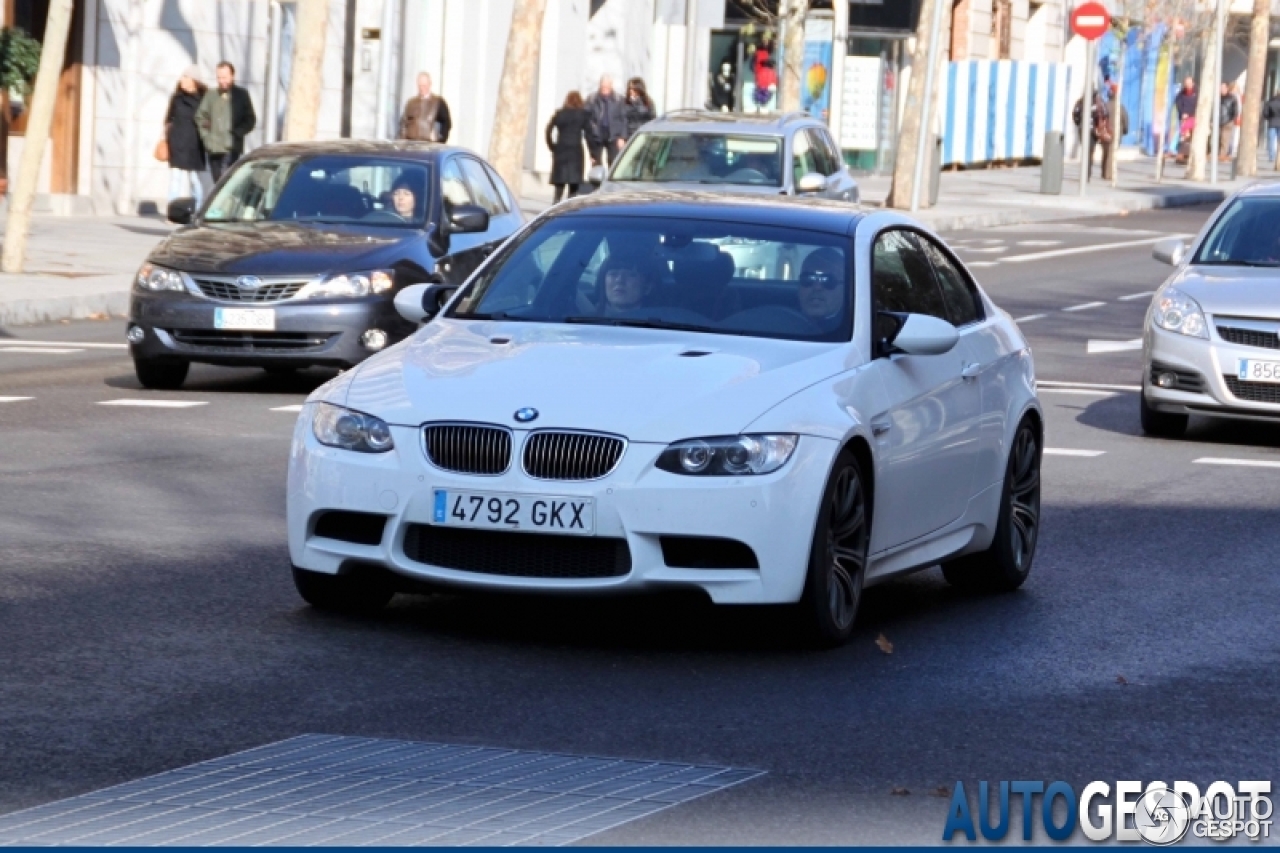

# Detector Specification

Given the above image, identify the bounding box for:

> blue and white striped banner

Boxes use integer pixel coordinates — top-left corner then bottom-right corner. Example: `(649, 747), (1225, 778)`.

(941, 61), (1072, 166)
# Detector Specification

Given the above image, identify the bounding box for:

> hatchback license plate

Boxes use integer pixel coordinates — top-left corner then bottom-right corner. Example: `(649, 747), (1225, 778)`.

(214, 308), (275, 331)
(433, 489), (594, 536)
(1237, 358), (1280, 384)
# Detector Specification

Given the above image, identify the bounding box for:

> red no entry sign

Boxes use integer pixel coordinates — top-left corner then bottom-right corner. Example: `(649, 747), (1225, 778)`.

(1071, 2), (1111, 40)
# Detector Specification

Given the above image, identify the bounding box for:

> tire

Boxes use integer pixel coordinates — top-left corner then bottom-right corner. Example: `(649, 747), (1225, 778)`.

(291, 565), (394, 614)
(796, 449), (871, 647)
(942, 418), (1041, 593)
(1140, 393), (1188, 438)
(134, 357), (189, 390)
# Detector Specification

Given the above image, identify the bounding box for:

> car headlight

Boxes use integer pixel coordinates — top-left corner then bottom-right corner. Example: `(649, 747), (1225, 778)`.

(1151, 287), (1208, 339)
(134, 263), (186, 292)
(303, 270), (395, 299)
(656, 434), (798, 476)
(311, 402), (395, 453)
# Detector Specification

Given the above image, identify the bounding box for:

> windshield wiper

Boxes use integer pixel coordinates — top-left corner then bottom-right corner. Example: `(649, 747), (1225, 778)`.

(456, 310), (535, 321)
(562, 316), (715, 333)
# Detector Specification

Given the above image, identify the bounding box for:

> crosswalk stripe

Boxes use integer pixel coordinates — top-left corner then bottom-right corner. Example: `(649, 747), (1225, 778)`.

(1193, 457), (1280, 470)
(1118, 291), (1155, 301)
(97, 399), (208, 408)
(1038, 380), (1142, 391)
(270, 404), (305, 412)
(1044, 448), (1106, 457)
(1087, 338), (1143, 354)
(0, 340), (127, 349)
(0, 346), (85, 354)
(0, 396), (33, 403)
(1038, 388), (1115, 396)
(1015, 314), (1046, 323)
(1063, 301), (1106, 312)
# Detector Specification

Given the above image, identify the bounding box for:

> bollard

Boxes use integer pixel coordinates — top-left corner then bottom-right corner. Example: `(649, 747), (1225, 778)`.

(1040, 131), (1064, 195)
(929, 135), (942, 207)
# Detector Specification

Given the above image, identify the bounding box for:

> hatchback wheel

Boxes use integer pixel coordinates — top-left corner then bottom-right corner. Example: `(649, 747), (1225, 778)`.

(942, 418), (1041, 592)
(798, 449), (870, 646)
(134, 357), (189, 390)
(1139, 393), (1188, 438)
(292, 565), (394, 614)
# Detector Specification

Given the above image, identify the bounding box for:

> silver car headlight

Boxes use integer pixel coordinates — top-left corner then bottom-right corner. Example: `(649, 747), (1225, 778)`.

(134, 262), (186, 292)
(311, 402), (395, 453)
(656, 434), (798, 476)
(1151, 286), (1208, 339)
(302, 270), (394, 299)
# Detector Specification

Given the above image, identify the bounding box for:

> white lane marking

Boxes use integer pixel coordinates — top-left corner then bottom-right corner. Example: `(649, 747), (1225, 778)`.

(1193, 457), (1280, 470)
(0, 396), (34, 403)
(1063, 301), (1106, 312)
(270, 404), (305, 413)
(968, 261), (999, 268)
(1045, 448), (1107, 457)
(1119, 291), (1156, 301)
(1087, 338), (1143, 354)
(1016, 240), (1062, 247)
(0, 340), (127, 350)
(1038, 380), (1142, 392)
(1037, 388), (1116, 396)
(999, 235), (1188, 264)
(961, 246), (1008, 254)
(1015, 314), (1046, 323)
(97, 399), (208, 408)
(0, 346), (86, 354)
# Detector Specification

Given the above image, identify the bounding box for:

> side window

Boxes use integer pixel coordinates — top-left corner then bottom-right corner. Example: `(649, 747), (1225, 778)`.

(918, 235), (984, 327)
(483, 163), (513, 213)
(791, 131), (818, 183)
(441, 158), (472, 208)
(871, 229), (949, 345)
(459, 157), (508, 216)
(807, 129), (837, 176)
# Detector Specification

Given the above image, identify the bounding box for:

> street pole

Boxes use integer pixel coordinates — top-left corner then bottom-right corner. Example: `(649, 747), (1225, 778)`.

(909, 0), (944, 212)
(264, 0), (282, 144)
(685, 0), (699, 109)
(1209, 0), (1226, 184)
(828, 0), (848, 148)
(375, 0), (398, 140)
(1079, 39), (1093, 196)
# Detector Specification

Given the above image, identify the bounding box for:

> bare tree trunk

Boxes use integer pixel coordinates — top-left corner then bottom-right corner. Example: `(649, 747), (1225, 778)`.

(488, 0), (547, 204)
(282, 0), (329, 142)
(1187, 16), (1219, 181)
(887, 0), (943, 209)
(1236, 0), (1270, 177)
(1109, 23), (1127, 186)
(778, 0), (807, 113)
(1, 0), (73, 274)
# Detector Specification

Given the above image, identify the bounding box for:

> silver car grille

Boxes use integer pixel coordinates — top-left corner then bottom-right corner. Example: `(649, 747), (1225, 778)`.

(1217, 321), (1280, 351)
(423, 424), (512, 475)
(190, 275), (311, 303)
(522, 431), (625, 481)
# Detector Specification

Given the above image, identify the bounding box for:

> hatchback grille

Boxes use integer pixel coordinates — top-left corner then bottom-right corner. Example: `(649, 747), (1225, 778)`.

(167, 329), (335, 350)
(522, 431), (625, 480)
(1217, 325), (1280, 350)
(423, 424), (512, 475)
(1224, 375), (1280, 404)
(403, 524), (631, 579)
(191, 277), (310, 303)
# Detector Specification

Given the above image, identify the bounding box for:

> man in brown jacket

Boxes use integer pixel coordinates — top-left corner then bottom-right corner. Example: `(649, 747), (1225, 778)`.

(400, 73), (452, 142)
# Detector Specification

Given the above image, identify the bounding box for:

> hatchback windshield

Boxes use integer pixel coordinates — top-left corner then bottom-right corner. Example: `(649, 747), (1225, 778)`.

(611, 133), (784, 187)
(203, 155), (432, 227)
(449, 217), (851, 342)
(1194, 196), (1280, 266)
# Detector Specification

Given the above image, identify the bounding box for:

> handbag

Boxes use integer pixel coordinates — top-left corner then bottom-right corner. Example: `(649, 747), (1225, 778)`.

(587, 163), (607, 185)
(154, 137), (170, 162)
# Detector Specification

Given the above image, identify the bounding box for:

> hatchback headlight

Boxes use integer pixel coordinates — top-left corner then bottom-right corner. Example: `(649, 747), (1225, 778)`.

(303, 269), (394, 299)
(311, 403), (395, 453)
(1151, 287), (1208, 339)
(656, 434), (798, 476)
(134, 263), (186, 292)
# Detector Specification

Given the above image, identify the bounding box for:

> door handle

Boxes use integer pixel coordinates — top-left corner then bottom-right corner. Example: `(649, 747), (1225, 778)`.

(871, 418), (892, 437)
(961, 362), (981, 381)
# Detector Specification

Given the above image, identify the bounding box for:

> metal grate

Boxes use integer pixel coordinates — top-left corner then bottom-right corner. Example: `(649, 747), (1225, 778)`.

(0, 734), (764, 847)
(522, 431), (626, 481)
(1224, 375), (1280, 404)
(1217, 325), (1280, 350)
(167, 329), (334, 351)
(192, 277), (310, 303)
(423, 424), (512, 475)
(404, 524), (631, 579)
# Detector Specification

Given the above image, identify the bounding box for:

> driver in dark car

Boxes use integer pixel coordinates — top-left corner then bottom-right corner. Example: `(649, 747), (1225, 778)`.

(796, 247), (846, 326)
(390, 175), (421, 220)
(599, 253), (665, 317)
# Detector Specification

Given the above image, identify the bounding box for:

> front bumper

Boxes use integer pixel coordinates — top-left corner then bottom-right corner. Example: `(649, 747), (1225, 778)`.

(128, 291), (417, 369)
(286, 410), (841, 605)
(1144, 323), (1280, 422)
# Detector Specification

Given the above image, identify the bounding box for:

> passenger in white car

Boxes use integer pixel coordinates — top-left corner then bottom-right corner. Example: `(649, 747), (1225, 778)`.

(796, 247), (845, 327)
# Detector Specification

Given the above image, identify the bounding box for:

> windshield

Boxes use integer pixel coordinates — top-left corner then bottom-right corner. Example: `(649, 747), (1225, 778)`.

(203, 155), (433, 227)
(611, 132), (784, 187)
(1194, 197), (1280, 266)
(448, 217), (851, 343)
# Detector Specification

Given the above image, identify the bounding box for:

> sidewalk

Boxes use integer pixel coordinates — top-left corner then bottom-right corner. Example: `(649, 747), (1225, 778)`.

(1, 157), (1267, 328)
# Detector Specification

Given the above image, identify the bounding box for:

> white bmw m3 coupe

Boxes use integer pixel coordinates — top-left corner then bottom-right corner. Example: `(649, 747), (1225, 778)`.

(286, 193), (1043, 644)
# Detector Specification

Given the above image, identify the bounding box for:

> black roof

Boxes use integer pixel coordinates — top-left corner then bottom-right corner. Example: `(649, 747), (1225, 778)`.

(240, 140), (461, 162)
(546, 190), (865, 235)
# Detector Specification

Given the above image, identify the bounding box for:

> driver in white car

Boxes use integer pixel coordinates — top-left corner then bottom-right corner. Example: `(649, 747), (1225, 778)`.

(796, 247), (846, 327)
(599, 254), (664, 317)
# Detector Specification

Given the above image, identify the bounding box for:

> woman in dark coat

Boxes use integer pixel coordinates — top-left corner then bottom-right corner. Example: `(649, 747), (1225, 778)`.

(623, 77), (656, 140)
(545, 91), (590, 202)
(165, 66), (208, 206)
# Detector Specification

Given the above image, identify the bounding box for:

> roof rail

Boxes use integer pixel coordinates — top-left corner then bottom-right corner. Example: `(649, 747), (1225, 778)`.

(658, 108), (712, 120)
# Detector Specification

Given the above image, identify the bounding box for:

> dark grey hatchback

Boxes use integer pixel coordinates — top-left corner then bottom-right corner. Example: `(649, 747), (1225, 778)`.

(128, 140), (524, 388)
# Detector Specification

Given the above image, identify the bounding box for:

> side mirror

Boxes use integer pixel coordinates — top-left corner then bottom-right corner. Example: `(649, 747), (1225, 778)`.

(448, 203), (489, 234)
(394, 282), (460, 323)
(879, 312), (958, 357)
(796, 172), (826, 194)
(1152, 238), (1187, 266)
(167, 197), (196, 225)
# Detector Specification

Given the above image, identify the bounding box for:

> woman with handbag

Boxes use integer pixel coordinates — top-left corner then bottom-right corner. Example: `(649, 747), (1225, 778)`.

(163, 66), (208, 207)
(545, 91), (590, 203)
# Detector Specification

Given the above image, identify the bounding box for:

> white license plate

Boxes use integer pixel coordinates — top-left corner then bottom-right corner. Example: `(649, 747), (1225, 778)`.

(214, 307), (275, 331)
(1237, 358), (1280, 384)
(432, 489), (595, 536)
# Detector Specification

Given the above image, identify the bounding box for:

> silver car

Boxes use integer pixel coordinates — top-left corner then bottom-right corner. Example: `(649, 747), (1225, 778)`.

(1142, 182), (1280, 437)
(595, 110), (859, 203)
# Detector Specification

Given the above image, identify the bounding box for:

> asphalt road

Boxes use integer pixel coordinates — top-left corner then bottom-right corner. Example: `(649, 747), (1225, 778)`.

(2, 206), (1278, 845)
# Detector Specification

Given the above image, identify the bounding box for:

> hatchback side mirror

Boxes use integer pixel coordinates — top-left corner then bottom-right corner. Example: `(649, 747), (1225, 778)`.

(394, 282), (460, 323)
(796, 172), (826, 194)
(878, 312), (958, 357)
(1152, 238), (1187, 266)
(167, 197), (195, 225)
(448, 203), (489, 234)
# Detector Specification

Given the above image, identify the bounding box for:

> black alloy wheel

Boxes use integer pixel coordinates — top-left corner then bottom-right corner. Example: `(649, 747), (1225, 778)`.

(133, 357), (189, 390)
(1139, 393), (1188, 438)
(942, 417), (1041, 592)
(292, 565), (395, 615)
(798, 449), (870, 646)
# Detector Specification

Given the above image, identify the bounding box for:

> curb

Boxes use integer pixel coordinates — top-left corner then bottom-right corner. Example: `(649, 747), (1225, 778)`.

(915, 187), (1228, 231)
(0, 291), (130, 328)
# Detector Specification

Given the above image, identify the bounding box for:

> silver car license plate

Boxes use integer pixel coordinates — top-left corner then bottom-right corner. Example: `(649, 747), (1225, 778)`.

(432, 489), (595, 535)
(1237, 358), (1280, 385)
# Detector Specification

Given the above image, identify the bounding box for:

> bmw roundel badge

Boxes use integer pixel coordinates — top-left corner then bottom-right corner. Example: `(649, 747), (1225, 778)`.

(514, 407), (539, 423)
